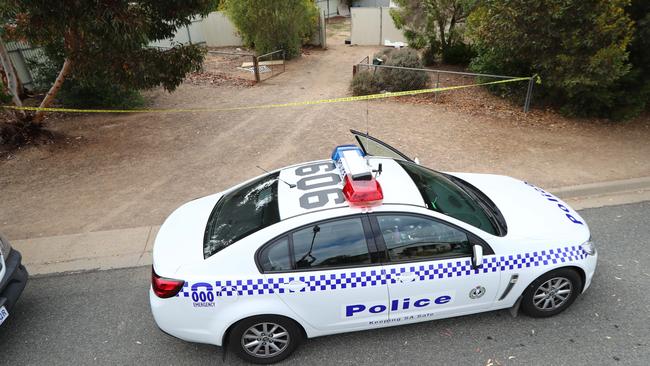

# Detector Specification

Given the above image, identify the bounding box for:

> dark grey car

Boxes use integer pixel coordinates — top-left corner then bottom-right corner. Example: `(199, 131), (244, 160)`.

(0, 233), (28, 326)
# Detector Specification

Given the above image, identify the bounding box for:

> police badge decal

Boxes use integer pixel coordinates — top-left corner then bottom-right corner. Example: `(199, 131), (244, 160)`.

(469, 286), (486, 299)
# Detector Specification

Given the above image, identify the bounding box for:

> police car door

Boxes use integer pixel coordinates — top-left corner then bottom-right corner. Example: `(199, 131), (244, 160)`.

(350, 129), (415, 162)
(369, 213), (500, 324)
(260, 215), (389, 332)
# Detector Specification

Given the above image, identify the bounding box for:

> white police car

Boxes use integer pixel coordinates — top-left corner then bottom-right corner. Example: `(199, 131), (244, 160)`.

(150, 130), (597, 364)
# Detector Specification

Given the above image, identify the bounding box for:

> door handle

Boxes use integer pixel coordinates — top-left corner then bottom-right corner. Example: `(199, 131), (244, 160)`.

(281, 280), (307, 292)
(396, 274), (417, 283)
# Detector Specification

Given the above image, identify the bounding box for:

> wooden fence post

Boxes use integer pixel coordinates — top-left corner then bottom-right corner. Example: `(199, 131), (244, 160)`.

(252, 55), (260, 83)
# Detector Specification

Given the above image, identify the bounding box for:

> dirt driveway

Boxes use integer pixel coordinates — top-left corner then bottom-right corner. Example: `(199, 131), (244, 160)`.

(1, 18), (649, 239)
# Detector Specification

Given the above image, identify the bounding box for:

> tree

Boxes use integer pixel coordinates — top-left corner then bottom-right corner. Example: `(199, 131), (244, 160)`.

(223, 0), (318, 59)
(1, 0), (217, 122)
(606, 0), (650, 120)
(467, 0), (635, 118)
(391, 0), (476, 64)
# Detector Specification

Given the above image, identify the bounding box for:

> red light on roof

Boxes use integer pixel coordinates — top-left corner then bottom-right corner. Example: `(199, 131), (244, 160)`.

(343, 175), (383, 206)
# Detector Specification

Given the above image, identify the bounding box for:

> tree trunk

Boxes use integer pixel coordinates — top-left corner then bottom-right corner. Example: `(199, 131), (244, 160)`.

(447, 11), (457, 49)
(33, 58), (72, 123)
(0, 37), (26, 119)
(438, 21), (447, 51)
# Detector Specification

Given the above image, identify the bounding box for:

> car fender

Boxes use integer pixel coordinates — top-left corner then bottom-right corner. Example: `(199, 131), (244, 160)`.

(497, 251), (596, 311)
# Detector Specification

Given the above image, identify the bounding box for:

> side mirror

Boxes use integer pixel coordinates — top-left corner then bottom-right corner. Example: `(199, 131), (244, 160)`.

(472, 245), (484, 269)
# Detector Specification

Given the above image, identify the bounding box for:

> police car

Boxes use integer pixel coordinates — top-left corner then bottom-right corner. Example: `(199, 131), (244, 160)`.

(150, 130), (597, 364)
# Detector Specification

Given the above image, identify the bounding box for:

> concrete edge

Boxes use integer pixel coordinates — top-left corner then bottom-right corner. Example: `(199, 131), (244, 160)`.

(549, 176), (650, 199)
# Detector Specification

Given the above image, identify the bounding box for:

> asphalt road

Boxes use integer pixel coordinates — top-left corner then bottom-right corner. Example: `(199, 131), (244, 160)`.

(1, 202), (649, 365)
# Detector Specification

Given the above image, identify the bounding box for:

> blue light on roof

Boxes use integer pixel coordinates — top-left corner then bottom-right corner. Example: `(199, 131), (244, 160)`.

(331, 145), (364, 161)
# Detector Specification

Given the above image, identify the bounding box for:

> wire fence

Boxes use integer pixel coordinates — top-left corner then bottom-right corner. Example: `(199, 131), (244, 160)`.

(354, 59), (534, 112)
(256, 50), (286, 81)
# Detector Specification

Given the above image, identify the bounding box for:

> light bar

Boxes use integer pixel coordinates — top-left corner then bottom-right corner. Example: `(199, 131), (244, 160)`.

(331, 144), (383, 206)
(339, 150), (372, 181)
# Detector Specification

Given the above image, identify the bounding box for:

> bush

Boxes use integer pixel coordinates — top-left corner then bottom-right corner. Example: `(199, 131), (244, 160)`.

(468, 0), (636, 118)
(376, 48), (429, 92)
(223, 0), (318, 59)
(30, 53), (145, 109)
(56, 78), (145, 109)
(442, 42), (477, 65)
(351, 71), (382, 96)
(350, 49), (429, 95)
(422, 46), (437, 66)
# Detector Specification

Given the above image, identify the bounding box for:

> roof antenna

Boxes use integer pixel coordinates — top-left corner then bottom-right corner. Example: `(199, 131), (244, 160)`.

(256, 165), (296, 188)
(365, 98), (369, 135)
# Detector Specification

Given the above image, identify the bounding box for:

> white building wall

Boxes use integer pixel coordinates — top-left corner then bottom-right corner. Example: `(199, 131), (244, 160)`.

(201, 12), (243, 47)
(380, 7), (406, 44)
(351, 7), (381, 45)
(350, 7), (406, 46)
(150, 12), (242, 49)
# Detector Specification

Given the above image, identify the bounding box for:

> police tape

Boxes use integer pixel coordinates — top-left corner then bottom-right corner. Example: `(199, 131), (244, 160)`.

(2, 77), (530, 114)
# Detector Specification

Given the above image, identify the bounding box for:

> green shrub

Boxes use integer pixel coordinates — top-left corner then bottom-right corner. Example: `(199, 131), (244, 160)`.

(468, 0), (636, 118)
(422, 46), (437, 66)
(350, 49), (429, 95)
(442, 42), (477, 65)
(376, 48), (429, 92)
(223, 0), (318, 59)
(351, 71), (382, 96)
(29, 53), (145, 109)
(56, 78), (145, 109)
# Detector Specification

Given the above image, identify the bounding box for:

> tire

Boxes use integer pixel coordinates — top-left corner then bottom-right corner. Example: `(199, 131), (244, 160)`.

(228, 315), (302, 364)
(521, 268), (582, 318)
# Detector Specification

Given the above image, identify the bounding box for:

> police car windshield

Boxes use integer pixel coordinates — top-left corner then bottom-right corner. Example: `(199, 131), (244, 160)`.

(398, 161), (499, 235)
(203, 173), (280, 258)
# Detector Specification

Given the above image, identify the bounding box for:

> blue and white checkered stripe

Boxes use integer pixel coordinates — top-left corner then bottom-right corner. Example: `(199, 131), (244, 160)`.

(176, 245), (587, 299)
(499, 246), (585, 271)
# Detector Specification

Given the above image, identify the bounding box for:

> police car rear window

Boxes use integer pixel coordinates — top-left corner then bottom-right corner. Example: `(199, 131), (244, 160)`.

(203, 173), (280, 259)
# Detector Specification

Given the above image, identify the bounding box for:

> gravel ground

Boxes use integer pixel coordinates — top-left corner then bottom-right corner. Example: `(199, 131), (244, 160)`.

(1, 18), (649, 240)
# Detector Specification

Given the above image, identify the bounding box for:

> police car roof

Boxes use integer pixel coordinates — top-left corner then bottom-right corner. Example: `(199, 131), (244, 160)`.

(277, 157), (426, 220)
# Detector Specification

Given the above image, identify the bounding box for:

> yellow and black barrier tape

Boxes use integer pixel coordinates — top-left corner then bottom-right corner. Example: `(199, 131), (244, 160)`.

(2, 77), (530, 114)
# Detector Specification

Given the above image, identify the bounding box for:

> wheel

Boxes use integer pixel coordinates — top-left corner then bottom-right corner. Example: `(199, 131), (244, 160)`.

(228, 315), (302, 364)
(521, 268), (582, 318)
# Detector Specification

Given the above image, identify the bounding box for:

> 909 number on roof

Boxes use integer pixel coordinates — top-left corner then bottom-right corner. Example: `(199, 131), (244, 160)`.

(296, 162), (345, 210)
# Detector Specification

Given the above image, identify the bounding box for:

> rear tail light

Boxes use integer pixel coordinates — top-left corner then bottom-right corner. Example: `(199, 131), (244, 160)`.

(151, 267), (185, 298)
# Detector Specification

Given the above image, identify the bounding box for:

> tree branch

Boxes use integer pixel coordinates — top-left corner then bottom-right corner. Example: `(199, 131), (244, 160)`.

(33, 29), (78, 123)
(33, 57), (72, 123)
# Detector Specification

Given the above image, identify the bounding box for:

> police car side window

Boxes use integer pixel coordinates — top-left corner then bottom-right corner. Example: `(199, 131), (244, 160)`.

(292, 218), (371, 270)
(377, 215), (471, 261)
(259, 237), (292, 272)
